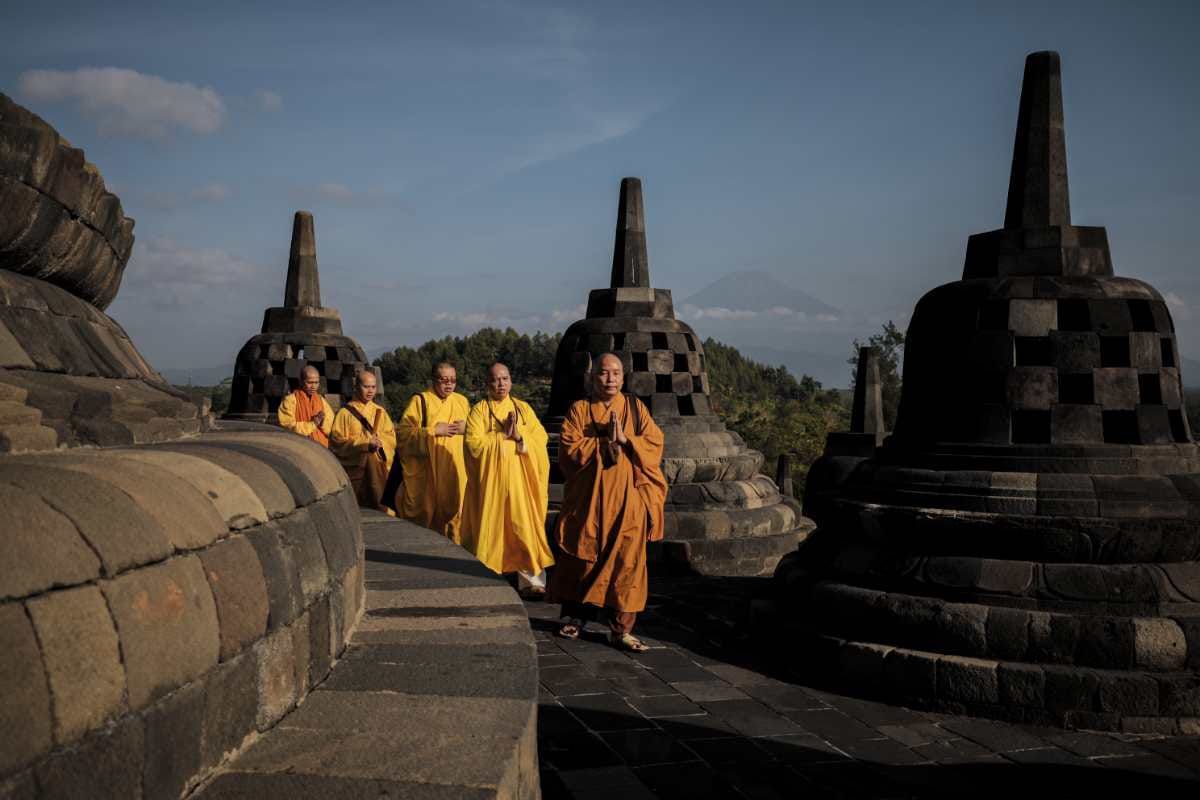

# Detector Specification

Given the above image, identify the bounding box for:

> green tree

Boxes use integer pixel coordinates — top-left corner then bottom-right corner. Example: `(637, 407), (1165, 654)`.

(849, 321), (905, 430)
(374, 328), (561, 418)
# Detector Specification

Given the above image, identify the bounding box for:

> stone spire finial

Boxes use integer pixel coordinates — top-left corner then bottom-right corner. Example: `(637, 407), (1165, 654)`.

(850, 346), (884, 435)
(284, 211), (321, 308)
(1004, 51), (1070, 229)
(610, 177), (650, 289)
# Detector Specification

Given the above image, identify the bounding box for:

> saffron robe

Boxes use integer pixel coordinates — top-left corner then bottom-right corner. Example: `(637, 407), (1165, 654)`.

(548, 395), (667, 613)
(460, 395), (554, 576)
(330, 400), (397, 503)
(396, 390), (469, 541)
(277, 389), (334, 447)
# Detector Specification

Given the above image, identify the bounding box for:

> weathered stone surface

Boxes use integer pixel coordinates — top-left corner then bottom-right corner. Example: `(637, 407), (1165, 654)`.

(0, 603), (52, 774)
(246, 525), (303, 631)
(54, 452), (227, 551)
(0, 483), (99, 599)
(255, 626), (298, 730)
(202, 652), (259, 769)
(143, 680), (205, 800)
(104, 555), (220, 709)
(272, 514), (330, 605)
(160, 444), (295, 519)
(201, 536), (270, 661)
(26, 585), (125, 744)
(119, 449), (268, 529)
(34, 716), (144, 799)
(0, 462), (172, 576)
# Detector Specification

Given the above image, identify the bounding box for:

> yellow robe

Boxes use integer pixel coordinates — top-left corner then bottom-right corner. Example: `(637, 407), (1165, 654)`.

(277, 390), (334, 445)
(396, 390), (469, 541)
(460, 395), (554, 575)
(330, 399), (397, 480)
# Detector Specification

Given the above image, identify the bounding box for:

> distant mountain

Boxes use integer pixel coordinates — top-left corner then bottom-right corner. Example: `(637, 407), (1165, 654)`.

(737, 345), (851, 390)
(161, 364), (232, 386)
(684, 271), (840, 316)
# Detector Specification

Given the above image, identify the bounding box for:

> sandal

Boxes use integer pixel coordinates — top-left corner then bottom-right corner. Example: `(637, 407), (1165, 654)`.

(519, 586), (547, 601)
(609, 632), (650, 653)
(557, 619), (583, 640)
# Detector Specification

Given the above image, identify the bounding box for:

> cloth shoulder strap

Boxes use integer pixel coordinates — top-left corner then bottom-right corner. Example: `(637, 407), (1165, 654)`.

(344, 403), (375, 434)
(624, 393), (642, 431)
(414, 393), (427, 428)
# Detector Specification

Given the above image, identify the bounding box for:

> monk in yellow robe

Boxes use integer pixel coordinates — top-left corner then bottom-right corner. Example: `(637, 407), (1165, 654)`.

(396, 362), (469, 540)
(461, 362), (554, 598)
(549, 353), (667, 652)
(330, 370), (396, 512)
(277, 366), (334, 446)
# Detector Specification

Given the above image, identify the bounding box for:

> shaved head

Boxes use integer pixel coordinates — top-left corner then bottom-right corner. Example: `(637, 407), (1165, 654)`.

(487, 362), (512, 400)
(301, 365), (321, 395)
(593, 352), (625, 399)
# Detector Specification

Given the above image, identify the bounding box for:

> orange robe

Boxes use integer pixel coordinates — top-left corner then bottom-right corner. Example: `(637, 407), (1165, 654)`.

(277, 389), (333, 447)
(549, 394), (667, 613)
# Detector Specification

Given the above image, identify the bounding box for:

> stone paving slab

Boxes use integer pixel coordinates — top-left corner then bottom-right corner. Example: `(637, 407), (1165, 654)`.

(530, 576), (1200, 799)
(195, 513), (539, 799)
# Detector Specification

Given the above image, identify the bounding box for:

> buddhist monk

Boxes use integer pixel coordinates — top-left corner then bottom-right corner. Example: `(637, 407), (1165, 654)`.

(395, 362), (469, 540)
(330, 370), (396, 512)
(461, 362), (554, 599)
(277, 365), (334, 447)
(549, 353), (667, 652)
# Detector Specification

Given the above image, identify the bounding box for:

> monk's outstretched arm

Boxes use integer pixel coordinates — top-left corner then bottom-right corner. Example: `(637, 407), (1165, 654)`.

(377, 410), (397, 465)
(330, 409), (370, 457)
(558, 403), (598, 478)
(624, 400), (665, 471)
(464, 401), (507, 460)
(277, 393), (311, 435)
(396, 395), (429, 457)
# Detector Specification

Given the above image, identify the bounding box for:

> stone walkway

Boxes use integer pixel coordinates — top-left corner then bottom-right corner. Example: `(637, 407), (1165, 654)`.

(528, 577), (1200, 799)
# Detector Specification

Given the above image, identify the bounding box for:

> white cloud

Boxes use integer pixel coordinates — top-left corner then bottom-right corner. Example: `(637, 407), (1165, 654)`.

(550, 305), (586, 323)
(139, 182), (232, 211)
(498, 103), (658, 176)
(253, 89), (283, 112)
(18, 67), (225, 139)
(123, 237), (266, 308)
(292, 183), (405, 209)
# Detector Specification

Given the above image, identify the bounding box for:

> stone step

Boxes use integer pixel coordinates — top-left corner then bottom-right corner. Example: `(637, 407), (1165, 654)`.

(825, 544), (1200, 614)
(807, 580), (1199, 672)
(0, 423), (58, 453)
(0, 399), (41, 426)
(666, 498), (810, 541)
(655, 530), (807, 577)
(797, 634), (1200, 734)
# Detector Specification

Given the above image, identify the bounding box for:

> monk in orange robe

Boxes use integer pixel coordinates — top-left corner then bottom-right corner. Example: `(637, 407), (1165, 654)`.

(277, 365), (334, 446)
(549, 352), (667, 652)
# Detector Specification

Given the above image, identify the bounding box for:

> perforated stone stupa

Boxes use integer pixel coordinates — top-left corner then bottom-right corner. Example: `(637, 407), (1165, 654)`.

(547, 178), (812, 576)
(774, 52), (1200, 732)
(224, 211), (375, 422)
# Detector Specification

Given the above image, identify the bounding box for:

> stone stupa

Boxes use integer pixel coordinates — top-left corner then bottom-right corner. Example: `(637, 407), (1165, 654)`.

(224, 211), (376, 422)
(774, 52), (1200, 733)
(547, 178), (812, 577)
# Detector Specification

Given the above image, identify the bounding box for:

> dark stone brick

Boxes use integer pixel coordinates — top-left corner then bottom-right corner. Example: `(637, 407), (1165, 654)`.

(308, 495), (358, 576)
(201, 536), (270, 661)
(599, 729), (696, 765)
(1076, 617), (1134, 669)
(308, 595), (333, 687)
(998, 663), (1045, 708)
(35, 715), (144, 799)
(1158, 674), (1200, 716)
(985, 608), (1028, 660)
(197, 772), (494, 799)
(246, 525), (302, 631)
(1043, 666), (1101, 714)
(202, 652), (259, 769)
(143, 681), (205, 800)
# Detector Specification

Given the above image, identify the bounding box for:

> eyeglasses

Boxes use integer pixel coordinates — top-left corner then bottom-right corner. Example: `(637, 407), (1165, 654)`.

(435, 377), (457, 384)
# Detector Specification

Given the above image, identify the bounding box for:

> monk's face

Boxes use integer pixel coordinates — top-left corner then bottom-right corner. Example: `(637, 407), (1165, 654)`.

(432, 367), (457, 400)
(356, 373), (378, 404)
(302, 369), (321, 397)
(594, 356), (624, 400)
(487, 365), (511, 400)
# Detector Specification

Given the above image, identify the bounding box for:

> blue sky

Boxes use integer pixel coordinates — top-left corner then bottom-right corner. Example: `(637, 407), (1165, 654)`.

(4, 1), (1199, 386)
